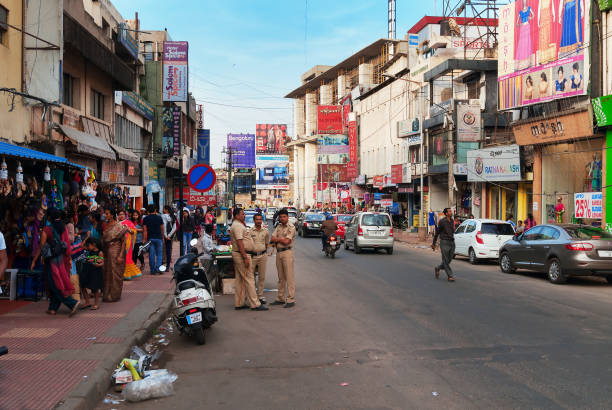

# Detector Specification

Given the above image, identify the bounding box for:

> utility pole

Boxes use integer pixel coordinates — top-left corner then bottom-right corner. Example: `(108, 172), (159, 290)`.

(223, 146), (234, 207)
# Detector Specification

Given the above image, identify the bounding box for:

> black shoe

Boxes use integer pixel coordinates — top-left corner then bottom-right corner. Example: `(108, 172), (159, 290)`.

(234, 305), (249, 310)
(251, 305), (269, 311)
(259, 298), (267, 305)
(284, 302), (295, 308)
(270, 300), (284, 306)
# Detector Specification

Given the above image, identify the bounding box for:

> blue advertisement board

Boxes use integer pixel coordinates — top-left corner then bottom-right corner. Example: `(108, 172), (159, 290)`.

(227, 133), (256, 168)
(197, 129), (210, 164)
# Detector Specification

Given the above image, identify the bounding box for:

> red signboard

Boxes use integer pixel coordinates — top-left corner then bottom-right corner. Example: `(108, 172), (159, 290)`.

(347, 120), (358, 179)
(319, 164), (349, 183)
(373, 175), (384, 189)
(174, 188), (217, 206)
(317, 105), (343, 134)
(342, 104), (350, 131)
(391, 164), (403, 184)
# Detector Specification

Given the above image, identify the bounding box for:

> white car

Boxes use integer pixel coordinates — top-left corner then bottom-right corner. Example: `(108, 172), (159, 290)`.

(453, 219), (516, 264)
(265, 207), (277, 220)
(288, 211), (298, 226)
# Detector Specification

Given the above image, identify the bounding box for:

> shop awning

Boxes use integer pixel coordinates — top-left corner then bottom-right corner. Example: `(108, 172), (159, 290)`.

(0, 141), (69, 164)
(110, 143), (139, 162)
(59, 125), (116, 160)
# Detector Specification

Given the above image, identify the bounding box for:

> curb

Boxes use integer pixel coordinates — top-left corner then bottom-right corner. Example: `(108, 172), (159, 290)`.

(55, 291), (175, 410)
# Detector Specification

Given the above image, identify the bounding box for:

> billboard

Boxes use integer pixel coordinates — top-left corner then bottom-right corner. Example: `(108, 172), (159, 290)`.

(574, 192), (603, 219)
(467, 144), (521, 182)
(456, 103), (481, 142)
(255, 124), (288, 154)
(227, 133), (256, 168)
(317, 105), (343, 134)
(163, 41), (189, 102)
(256, 155), (289, 190)
(319, 164), (349, 183)
(317, 134), (349, 165)
(197, 129), (210, 164)
(347, 120), (358, 179)
(162, 106), (181, 157)
(497, 0), (590, 110)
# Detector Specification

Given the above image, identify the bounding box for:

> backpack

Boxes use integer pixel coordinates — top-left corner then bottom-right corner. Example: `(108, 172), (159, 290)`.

(42, 226), (67, 259)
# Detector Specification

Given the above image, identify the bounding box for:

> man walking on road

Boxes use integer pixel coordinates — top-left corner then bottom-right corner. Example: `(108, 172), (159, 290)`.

(432, 208), (456, 282)
(230, 208), (268, 311)
(248, 213), (270, 304)
(143, 205), (164, 275)
(270, 208), (296, 308)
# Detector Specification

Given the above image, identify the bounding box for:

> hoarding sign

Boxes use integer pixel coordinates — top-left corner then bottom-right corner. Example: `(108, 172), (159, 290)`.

(319, 164), (349, 183)
(197, 129), (210, 164)
(227, 133), (256, 168)
(162, 41), (189, 102)
(592, 95), (612, 127)
(256, 155), (289, 190)
(162, 106), (181, 157)
(467, 144), (521, 182)
(512, 110), (592, 145)
(456, 103), (481, 142)
(255, 124), (288, 154)
(117, 23), (139, 60)
(317, 105), (343, 134)
(391, 164), (403, 184)
(196, 105), (204, 129)
(347, 120), (358, 178)
(373, 175), (384, 189)
(574, 192), (603, 219)
(121, 91), (154, 120)
(497, 0), (590, 110)
(317, 134), (349, 165)
(398, 118), (421, 138)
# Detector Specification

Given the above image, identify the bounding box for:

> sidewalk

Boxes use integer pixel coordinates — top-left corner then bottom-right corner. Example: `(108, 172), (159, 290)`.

(0, 244), (178, 410)
(393, 230), (432, 245)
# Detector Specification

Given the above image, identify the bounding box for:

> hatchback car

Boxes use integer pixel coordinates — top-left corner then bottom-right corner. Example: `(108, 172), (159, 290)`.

(297, 213), (325, 237)
(344, 212), (394, 254)
(334, 214), (353, 241)
(499, 224), (612, 284)
(454, 219), (515, 264)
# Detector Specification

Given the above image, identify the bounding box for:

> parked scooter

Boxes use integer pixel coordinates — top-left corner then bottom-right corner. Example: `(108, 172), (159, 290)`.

(324, 235), (341, 259)
(160, 239), (217, 345)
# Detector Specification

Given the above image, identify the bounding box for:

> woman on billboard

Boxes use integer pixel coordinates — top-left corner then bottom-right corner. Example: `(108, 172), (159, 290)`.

(515, 0), (535, 70)
(558, 0), (584, 56)
(537, 0), (556, 65)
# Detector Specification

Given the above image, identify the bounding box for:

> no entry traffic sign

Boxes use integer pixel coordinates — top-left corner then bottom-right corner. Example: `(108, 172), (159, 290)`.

(187, 164), (216, 193)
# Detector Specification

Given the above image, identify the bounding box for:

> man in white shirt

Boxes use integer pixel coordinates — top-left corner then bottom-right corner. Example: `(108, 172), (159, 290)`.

(162, 206), (177, 268)
(200, 225), (215, 261)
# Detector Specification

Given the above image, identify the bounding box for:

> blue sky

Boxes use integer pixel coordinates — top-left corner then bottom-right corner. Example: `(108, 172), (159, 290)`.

(114, 1), (438, 167)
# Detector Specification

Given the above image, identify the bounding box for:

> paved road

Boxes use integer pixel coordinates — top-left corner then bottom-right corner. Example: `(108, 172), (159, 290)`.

(105, 234), (612, 409)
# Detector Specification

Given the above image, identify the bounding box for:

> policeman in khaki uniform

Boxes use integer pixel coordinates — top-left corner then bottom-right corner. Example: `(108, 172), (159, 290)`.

(230, 208), (268, 311)
(270, 208), (297, 308)
(247, 213), (270, 304)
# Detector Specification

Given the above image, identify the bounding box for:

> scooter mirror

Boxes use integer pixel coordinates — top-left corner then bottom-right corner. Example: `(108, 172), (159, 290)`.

(194, 271), (198, 276)
(158, 265), (167, 272)
(190, 238), (198, 246)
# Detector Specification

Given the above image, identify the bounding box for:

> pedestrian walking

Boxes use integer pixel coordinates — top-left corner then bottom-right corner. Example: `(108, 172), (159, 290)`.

(130, 210), (145, 269)
(162, 206), (177, 267)
(270, 208), (296, 308)
(101, 208), (128, 302)
(248, 213), (270, 304)
(142, 205), (164, 275)
(180, 208), (195, 255)
(432, 208), (456, 282)
(79, 237), (103, 310)
(230, 208), (267, 311)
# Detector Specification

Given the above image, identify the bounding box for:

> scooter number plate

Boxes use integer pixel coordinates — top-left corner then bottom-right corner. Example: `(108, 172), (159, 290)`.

(186, 312), (202, 324)
(330, 241), (337, 246)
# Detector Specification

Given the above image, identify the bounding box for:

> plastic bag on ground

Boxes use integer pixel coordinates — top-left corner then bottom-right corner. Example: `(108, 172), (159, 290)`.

(123, 372), (178, 402)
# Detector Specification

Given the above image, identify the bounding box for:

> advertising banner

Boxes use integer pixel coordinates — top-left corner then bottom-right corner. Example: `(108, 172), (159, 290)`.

(317, 105), (343, 134)
(319, 164), (349, 183)
(347, 120), (358, 179)
(162, 106), (181, 157)
(467, 144), (521, 182)
(398, 118), (421, 139)
(256, 155), (289, 190)
(197, 129), (210, 164)
(456, 103), (481, 142)
(574, 192), (603, 219)
(391, 165), (403, 184)
(255, 124), (289, 154)
(373, 175), (384, 189)
(497, 0), (590, 110)
(592, 95), (612, 126)
(120, 91), (154, 120)
(117, 23), (139, 60)
(317, 134), (349, 165)
(227, 133), (256, 168)
(163, 41), (189, 102)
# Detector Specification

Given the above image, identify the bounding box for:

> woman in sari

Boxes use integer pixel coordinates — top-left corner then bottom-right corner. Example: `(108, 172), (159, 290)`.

(118, 210), (142, 280)
(102, 208), (128, 302)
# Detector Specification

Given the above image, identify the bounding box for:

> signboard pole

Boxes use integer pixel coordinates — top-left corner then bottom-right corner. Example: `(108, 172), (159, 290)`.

(179, 155), (184, 256)
(419, 113), (424, 231)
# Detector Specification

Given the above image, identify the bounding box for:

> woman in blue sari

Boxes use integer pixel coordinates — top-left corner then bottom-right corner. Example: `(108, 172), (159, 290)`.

(558, 0), (584, 55)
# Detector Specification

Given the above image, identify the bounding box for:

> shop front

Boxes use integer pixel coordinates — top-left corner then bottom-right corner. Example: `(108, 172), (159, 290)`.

(513, 109), (602, 225)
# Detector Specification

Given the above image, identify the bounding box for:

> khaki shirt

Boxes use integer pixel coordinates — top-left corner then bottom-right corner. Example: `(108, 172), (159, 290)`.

(249, 226), (270, 253)
(272, 222), (296, 250)
(230, 220), (254, 252)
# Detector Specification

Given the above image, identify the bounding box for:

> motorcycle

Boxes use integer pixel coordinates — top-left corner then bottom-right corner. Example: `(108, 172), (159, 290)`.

(160, 239), (217, 345)
(324, 235), (340, 259)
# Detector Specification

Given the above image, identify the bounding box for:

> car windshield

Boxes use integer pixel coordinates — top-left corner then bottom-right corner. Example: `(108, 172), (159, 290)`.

(306, 214), (325, 221)
(267, 208), (276, 212)
(361, 214), (391, 226)
(245, 215), (254, 224)
(337, 215), (353, 222)
(563, 226), (612, 240)
(288, 212), (297, 218)
(481, 223), (515, 235)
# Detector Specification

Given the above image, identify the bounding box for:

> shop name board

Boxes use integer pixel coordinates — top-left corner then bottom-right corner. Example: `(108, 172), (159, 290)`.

(121, 91), (154, 120)
(317, 105), (343, 134)
(467, 144), (521, 182)
(373, 175), (384, 189)
(117, 23), (139, 60)
(174, 188), (217, 206)
(600, 0), (612, 12)
(513, 110), (593, 146)
(574, 192), (602, 219)
(398, 118), (420, 139)
(592, 95), (612, 126)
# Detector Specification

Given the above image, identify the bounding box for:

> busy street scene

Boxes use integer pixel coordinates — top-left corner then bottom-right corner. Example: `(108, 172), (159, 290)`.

(1, 0), (612, 409)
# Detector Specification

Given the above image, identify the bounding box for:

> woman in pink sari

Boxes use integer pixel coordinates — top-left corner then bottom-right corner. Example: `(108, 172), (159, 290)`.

(118, 210), (142, 281)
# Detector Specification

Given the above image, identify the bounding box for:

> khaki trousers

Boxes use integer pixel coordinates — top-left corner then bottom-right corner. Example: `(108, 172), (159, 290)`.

(232, 252), (259, 308)
(250, 254), (267, 299)
(275, 250), (295, 303)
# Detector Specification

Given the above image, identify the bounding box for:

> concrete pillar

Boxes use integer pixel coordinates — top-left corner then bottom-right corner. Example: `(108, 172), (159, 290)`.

(320, 85), (332, 105)
(338, 75), (348, 98)
(304, 142), (318, 206)
(305, 92), (317, 136)
(359, 63), (373, 88)
(533, 146), (543, 224)
(294, 98), (305, 138)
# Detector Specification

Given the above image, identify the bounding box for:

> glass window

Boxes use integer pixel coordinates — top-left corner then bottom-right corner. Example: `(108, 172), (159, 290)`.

(465, 221), (477, 233)
(361, 214), (391, 226)
(563, 226), (612, 240)
(337, 215), (352, 223)
(524, 226), (543, 241)
(540, 226), (560, 240)
(455, 224), (466, 234)
(0, 6), (7, 45)
(90, 89), (105, 120)
(306, 214), (325, 221)
(481, 223), (515, 235)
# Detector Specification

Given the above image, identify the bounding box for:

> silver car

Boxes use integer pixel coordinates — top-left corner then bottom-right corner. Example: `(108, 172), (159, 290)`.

(499, 224), (612, 284)
(344, 212), (394, 254)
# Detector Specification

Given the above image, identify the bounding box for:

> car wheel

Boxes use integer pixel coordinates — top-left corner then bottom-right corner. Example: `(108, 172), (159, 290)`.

(547, 258), (566, 284)
(499, 252), (515, 273)
(468, 248), (478, 265)
(386, 247), (393, 255)
(354, 240), (361, 254)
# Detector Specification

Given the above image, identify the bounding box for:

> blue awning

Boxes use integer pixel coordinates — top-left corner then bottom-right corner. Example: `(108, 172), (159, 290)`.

(0, 141), (68, 165)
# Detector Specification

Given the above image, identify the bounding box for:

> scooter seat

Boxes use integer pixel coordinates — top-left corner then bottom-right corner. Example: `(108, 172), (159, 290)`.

(177, 280), (197, 292)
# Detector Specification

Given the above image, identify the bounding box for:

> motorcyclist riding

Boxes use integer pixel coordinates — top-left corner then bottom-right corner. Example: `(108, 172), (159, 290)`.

(320, 214), (338, 251)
